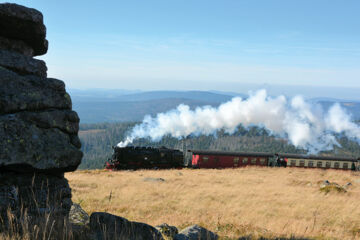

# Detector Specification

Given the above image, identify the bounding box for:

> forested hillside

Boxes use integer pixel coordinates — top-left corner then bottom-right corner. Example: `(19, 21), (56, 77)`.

(79, 122), (360, 169)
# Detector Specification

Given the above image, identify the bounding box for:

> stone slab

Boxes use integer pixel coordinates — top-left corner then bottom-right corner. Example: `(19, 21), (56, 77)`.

(0, 113), (82, 172)
(0, 36), (34, 56)
(0, 67), (71, 114)
(90, 212), (164, 240)
(0, 3), (48, 56)
(0, 49), (47, 77)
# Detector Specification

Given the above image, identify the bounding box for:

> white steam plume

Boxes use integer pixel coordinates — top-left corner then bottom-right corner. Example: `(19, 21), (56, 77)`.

(118, 89), (360, 153)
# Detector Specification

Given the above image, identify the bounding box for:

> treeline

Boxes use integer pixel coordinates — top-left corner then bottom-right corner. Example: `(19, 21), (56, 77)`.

(78, 122), (360, 169)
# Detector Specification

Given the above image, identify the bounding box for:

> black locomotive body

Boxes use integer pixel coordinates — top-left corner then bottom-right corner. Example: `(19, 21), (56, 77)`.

(105, 146), (184, 170)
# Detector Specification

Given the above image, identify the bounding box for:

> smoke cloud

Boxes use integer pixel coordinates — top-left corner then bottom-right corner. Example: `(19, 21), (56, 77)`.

(118, 89), (360, 153)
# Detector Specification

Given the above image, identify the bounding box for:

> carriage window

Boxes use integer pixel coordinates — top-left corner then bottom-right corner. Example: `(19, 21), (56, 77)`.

(290, 160), (296, 166)
(343, 163), (348, 169)
(299, 160), (305, 166)
(160, 153), (165, 157)
(260, 158), (265, 165)
(242, 157), (248, 164)
(202, 156), (209, 163)
(334, 162), (340, 168)
(326, 162), (331, 168)
(251, 158), (257, 164)
(214, 157), (219, 163)
(233, 157), (239, 163)
(308, 161), (314, 167)
(317, 161), (322, 167)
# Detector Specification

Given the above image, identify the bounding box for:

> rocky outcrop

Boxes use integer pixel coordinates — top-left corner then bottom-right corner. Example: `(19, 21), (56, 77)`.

(90, 212), (164, 240)
(0, 173), (72, 222)
(67, 205), (219, 240)
(0, 109), (82, 172)
(0, 2), (82, 234)
(0, 3), (48, 56)
(0, 36), (34, 57)
(0, 49), (47, 77)
(174, 225), (218, 240)
(0, 70), (72, 114)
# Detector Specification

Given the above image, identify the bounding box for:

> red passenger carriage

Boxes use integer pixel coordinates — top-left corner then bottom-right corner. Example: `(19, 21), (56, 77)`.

(189, 150), (274, 168)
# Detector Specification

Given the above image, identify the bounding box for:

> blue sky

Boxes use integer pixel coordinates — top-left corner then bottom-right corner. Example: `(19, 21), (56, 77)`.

(6, 0), (360, 96)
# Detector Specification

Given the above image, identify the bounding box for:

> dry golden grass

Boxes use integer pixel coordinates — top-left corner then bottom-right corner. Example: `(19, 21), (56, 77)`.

(66, 167), (360, 239)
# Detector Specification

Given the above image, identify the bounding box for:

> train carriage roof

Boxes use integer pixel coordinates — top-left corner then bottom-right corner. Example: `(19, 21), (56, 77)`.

(277, 153), (357, 162)
(113, 146), (182, 153)
(188, 150), (274, 158)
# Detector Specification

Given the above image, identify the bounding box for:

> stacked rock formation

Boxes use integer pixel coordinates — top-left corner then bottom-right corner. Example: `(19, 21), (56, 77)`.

(0, 3), (82, 232)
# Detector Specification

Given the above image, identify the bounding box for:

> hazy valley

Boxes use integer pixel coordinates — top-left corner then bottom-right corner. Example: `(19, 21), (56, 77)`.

(71, 89), (360, 123)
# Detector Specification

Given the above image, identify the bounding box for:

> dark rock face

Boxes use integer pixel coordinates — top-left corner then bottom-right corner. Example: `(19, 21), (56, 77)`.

(0, 69), (71, 114)
(0, 49), (47, 77)
(0, 70), (82, 172)
(0, 36), (34, 56)
(174, 224), (218, 240)
(0, 110), (82, 172)
(0, 172), (72, 217)
(90, 212), (164, 240)
(0, 2), (82, 235)
(0, 172), (72, 232)
(0, 3), (48, 56)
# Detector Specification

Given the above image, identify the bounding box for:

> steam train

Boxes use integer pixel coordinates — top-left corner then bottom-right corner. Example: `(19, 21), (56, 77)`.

(105, 146), (360, 171)
(105, 146), (184, 170)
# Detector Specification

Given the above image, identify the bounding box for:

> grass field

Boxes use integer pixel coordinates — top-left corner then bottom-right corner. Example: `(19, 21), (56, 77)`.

(66, 167), (360, 239)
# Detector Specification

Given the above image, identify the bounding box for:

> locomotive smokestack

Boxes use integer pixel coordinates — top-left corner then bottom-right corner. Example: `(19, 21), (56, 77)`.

(118, 89), (360, 153)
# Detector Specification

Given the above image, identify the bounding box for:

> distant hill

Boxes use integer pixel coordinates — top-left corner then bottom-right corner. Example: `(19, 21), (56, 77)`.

(72, 90), (238, 123)
(68, 89), (142, 102)
(70, 89), (360, 123)
(74, 98), (225, 123)
(71, 90), (237, 103)
(117, 90), (238, 102)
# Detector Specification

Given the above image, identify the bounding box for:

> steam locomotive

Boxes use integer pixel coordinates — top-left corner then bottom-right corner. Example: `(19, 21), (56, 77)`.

(105, 146), (360, 171)
(105, 146), (184, 170)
